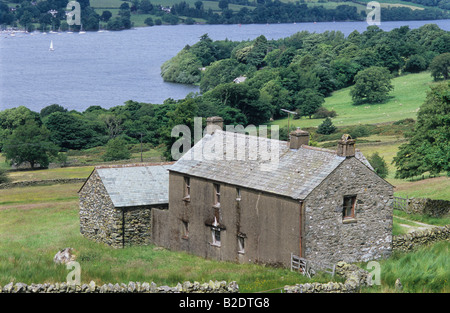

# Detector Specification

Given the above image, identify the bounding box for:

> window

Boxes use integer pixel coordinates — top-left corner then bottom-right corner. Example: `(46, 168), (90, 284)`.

(343, 195), (356, 220)
(238, 235), (245, 254)
(211, 227), (221, 246)
(183, 176), (190, 201)
(182, 221), (189, 239)
(213, 183), (220, 208)
(236, 188), (241, 201)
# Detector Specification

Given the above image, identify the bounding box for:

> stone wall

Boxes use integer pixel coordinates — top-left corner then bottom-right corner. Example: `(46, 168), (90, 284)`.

(79, 170), (123, 248)
(392, 225), (450, 252)
(284, 261), (372, 293)
(398, 197), (450, 218)
(123, 206), (169, 247)
(0, 178), (85, 189)
(304, 157), (393, 265)
(0, 280), (239, 293)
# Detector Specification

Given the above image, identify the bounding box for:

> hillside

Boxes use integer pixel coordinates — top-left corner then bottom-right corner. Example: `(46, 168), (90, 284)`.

(270, 71), (436, 129)
(87, 0), (449, 26)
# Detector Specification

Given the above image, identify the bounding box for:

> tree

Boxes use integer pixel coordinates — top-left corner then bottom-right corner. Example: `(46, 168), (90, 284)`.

(218, 0), (229, 10)
(103, 137), (131, 161)
(40, 104), (67, 119)
(0, 168), (9, 184)
(393, 81), (450, 179)
(350, 66), (393, 104)
(195, 1), (203, 10)
(101, 10), (112, 22)
(0, 106), (41, 131)
(429, 52), (450, 81)
(404, 54), (428, 73)
(2, 121), (58, 169)
(246, 35), (268, 69)
(44, 112), (94, 150)
(295, 88), (325, 119)
(144, 17), (154, 26)
(139, 0), (153, 14)
(367, 152), (389, 179)
(162, 97), (199, 160)
(316, 117), (336, 135)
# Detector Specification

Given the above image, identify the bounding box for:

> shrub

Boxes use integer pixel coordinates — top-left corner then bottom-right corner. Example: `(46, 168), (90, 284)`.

(144, 17), (154, 26)
(103, 137), (131, 161)
(0, 168), (10, 184)
(367, 152), (389, 179)
(313, 107), (337, 119)
(348, 125), (371, 139)
(316, 117), (337, 135)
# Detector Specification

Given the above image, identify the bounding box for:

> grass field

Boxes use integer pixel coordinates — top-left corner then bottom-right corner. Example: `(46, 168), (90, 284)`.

(0, 197), (337, 292)
(271, 72), (435, 129)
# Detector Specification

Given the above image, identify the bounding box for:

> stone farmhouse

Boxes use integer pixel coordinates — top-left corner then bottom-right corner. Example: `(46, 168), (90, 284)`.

(79, 117), (394, 267)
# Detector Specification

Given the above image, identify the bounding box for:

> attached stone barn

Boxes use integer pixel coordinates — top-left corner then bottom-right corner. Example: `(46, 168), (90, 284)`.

(152, 125), (394, 267)
(79, 163), (173, 248)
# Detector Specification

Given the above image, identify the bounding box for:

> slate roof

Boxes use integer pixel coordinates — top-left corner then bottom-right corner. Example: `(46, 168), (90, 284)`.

(169, 130), (373, 200)
(94, 163), (172, 208)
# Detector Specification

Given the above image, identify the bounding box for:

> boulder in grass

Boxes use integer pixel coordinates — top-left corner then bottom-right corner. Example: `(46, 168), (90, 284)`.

(53, 248), (76, 264)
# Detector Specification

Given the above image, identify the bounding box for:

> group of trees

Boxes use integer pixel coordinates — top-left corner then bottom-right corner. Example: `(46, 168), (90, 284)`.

(0, 0), (104, 32)
(0, 102), (174, 167)
(2, 0), (449, 31)
(150, 0), (449, 25)
(163, 24), (449, 123)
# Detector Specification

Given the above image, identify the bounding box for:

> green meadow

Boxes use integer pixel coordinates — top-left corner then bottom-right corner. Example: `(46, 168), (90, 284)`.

(271, 71), (435, 129)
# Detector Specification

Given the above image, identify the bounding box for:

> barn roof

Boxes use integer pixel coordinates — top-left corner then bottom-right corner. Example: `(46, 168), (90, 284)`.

(92, 163), (173, 208)
(169, 130), (375, 200)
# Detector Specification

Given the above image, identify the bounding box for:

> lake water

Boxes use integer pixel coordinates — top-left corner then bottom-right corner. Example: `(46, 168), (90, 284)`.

(1, 20), (449, 112)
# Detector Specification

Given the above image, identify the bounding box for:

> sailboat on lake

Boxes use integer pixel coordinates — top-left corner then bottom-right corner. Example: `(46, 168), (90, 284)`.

(49, 40), (54, 51)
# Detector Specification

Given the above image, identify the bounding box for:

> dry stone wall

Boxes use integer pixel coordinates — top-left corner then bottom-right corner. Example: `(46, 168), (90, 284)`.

(400, 198), (450, 218)
(0, 178), (85, 189)
(0, 280), (239, 293)
(392, 225), (450, 252)
(123, 206), (153, 247)
(284, 261), (372, 293)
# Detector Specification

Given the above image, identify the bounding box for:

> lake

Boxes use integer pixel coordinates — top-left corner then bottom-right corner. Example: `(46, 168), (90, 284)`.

(1, 20), (449, 112)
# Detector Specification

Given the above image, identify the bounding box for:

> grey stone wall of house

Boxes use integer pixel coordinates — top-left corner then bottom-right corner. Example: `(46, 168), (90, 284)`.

(123, 206), (152, 247)
(304, 157), (393, 264)
(123, 205), (168, 247)
(79, 170), (123, 248)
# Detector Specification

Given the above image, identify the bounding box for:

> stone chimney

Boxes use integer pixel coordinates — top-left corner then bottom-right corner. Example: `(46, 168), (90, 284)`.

(289, 127), (309, 149)
(206, 116), (224, 135)
(337, 134), (356, 157)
